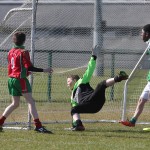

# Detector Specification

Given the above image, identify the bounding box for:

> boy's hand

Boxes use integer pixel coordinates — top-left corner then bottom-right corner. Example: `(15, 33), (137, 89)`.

(92, 45), (99, 56)
(43, 67), (53, 73)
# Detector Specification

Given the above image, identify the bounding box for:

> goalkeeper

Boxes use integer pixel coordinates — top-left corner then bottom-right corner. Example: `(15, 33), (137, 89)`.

(0, 32), (53, 133)
(67, 45), (128, 131)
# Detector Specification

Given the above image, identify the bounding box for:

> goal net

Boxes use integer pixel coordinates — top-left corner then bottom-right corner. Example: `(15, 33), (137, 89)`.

(122, 44), (150, 124)
(0, 0), (150, 129)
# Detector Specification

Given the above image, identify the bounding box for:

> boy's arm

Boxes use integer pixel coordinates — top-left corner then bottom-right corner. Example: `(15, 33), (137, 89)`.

(28, 66), (43, 72)
(22, 50), (53, 73)
(81, 45), (99, 84)
(28, 66), (53, 73)
(81, 56), (96, 83)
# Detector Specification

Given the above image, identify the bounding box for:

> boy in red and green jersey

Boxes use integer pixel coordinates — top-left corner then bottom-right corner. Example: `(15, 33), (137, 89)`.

(67, 45), (128, 131)
(8, 45), (32, 79)
(0, 32), (53, 133)
(7, 45), (33, 95)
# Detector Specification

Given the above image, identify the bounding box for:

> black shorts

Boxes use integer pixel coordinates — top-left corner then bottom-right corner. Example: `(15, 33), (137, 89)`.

(71, 80), (107, 114)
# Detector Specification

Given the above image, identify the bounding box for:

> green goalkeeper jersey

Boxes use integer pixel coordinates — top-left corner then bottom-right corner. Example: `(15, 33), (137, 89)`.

(70, 56), (96, 107)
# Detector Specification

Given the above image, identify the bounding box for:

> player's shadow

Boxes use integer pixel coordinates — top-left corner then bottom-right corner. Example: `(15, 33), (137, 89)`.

(86, 128), (150, 139)
(63, 128), (150, 140)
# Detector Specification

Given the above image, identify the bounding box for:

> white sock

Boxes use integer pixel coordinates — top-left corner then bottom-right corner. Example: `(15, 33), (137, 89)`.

(73, 113), (80, 121)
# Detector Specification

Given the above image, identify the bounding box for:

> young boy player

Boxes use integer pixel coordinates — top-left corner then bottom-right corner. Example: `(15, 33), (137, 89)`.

(67, 45), (128, 131)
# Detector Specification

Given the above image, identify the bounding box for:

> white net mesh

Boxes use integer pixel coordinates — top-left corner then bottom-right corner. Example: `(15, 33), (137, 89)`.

(123, 49), (150, 124)
(0, 1), (32, 127)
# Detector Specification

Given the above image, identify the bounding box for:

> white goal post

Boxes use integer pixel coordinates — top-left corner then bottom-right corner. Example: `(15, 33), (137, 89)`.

(0, 0), (35, 130)
(122, 43), (150, 123)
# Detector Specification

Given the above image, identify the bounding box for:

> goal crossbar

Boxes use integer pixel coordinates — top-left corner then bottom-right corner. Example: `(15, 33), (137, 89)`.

(3, 8), (32, 24)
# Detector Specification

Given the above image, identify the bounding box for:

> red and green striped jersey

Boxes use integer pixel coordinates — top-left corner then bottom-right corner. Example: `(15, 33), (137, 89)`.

(8, 46), (32, 78)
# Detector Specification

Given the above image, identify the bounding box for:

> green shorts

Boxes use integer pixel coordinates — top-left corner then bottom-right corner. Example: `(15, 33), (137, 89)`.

(8, 77), (32, 96)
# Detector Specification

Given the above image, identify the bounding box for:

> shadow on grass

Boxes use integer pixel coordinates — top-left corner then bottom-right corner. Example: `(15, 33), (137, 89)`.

(61, 127), (150, 140)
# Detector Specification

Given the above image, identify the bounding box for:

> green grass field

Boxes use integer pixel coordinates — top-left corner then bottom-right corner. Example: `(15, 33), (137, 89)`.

(1, 123), (150, 150)
(1, 67), (150, 150)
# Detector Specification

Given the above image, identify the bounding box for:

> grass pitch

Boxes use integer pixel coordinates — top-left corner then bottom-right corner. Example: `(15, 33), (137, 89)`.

(1, 123), (150, 150)
(0, 68), (150, 149)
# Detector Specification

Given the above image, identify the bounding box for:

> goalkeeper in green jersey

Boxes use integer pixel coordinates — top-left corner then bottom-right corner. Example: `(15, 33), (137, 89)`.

(120, 24), (150, 130)
(67, 45), (128, 131)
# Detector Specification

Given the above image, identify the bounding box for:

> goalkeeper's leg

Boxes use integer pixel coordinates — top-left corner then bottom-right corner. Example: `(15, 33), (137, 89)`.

(102, 71), (128, 87)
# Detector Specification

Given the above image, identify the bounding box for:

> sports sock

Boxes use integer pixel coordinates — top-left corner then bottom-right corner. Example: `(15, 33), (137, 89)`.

(130, 117), (137, 124)
(72, 120), (77, 127)
(34, 118), (42, 128)
(0, 116), (6, 126)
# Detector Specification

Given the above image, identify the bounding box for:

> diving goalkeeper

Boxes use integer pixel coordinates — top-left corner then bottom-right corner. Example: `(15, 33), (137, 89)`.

(67, 45), (128, 131)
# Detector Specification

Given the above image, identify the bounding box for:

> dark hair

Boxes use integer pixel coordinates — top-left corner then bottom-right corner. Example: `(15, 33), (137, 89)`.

(67, 75), (80, 81)
(143, 24), (150, 33)
(13, 32), (26, 46)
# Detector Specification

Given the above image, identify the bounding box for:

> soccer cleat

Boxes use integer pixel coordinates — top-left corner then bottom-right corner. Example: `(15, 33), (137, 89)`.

(120, 120), (135, 127)
(71, 119), (85, 131)
(71, 125), (85, 131)
(65, 119), (85, 131)
(118, 71), (128, 81)
(115, 71), (128, 82)
(34, 126), (53, 134)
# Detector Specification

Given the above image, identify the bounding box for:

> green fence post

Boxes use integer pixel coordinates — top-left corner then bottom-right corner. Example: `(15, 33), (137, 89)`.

(47, 51), (52, 102)
(110, 53), (115, 100)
